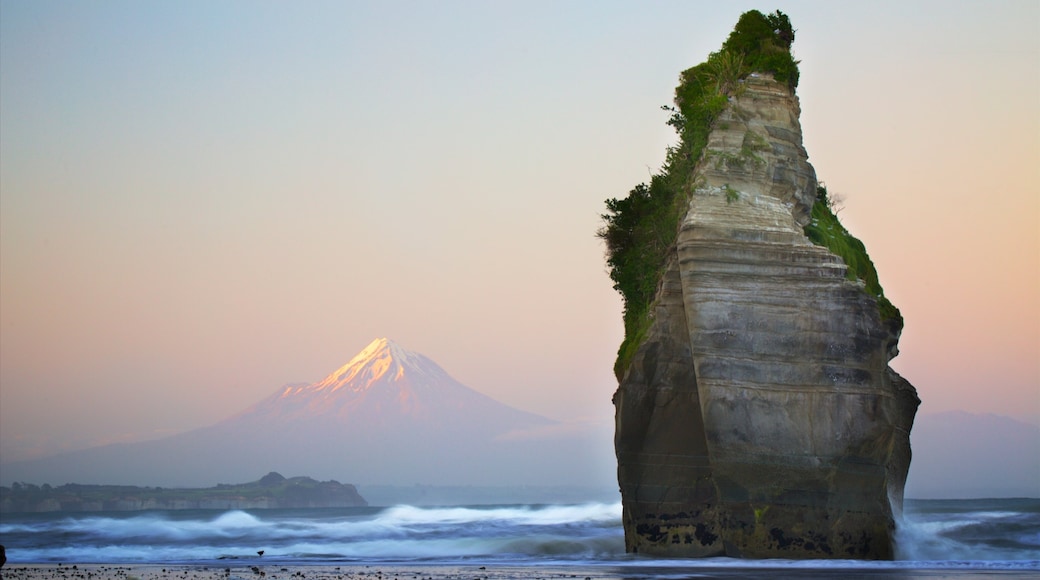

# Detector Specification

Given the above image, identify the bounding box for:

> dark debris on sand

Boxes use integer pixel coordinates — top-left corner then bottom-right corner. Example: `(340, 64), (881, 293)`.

(0, 566), (605, 580)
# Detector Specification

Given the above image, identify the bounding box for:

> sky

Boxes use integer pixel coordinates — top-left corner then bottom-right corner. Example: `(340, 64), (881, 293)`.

(1, 0), (1038, 465)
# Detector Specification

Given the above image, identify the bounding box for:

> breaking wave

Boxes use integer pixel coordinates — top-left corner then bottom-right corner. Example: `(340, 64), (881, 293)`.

(896, 498), (1040, 561)
(0, 502), (625, 563)
(1, 499), (1037, 573)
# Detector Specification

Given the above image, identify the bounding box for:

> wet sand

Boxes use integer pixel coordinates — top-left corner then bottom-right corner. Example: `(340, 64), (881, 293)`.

(0, 564), (596, 580)
(3, 563), (1040, 580)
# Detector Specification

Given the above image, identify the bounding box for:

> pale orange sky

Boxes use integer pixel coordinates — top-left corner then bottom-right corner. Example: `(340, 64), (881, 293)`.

(1, 0), (1037, 463)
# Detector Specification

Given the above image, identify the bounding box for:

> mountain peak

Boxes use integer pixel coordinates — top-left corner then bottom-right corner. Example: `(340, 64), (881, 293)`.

(248, 337), (554, 443)
(303, 338), (436, 395)
(354, 337), (410, 366)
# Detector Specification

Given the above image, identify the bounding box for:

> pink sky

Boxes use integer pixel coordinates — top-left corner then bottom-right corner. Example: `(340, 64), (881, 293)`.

(1, 1), (1037, 463)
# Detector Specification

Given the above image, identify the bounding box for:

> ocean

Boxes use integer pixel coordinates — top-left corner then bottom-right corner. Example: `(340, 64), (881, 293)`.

(1, 498), (1038, 578)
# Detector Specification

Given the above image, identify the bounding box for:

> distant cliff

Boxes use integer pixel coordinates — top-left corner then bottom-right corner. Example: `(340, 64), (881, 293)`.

(0, 472), (367, 513)
(602, 10), (919, 559)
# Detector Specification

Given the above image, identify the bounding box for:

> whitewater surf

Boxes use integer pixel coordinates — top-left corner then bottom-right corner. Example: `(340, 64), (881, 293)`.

(1, 499), (1037, 577)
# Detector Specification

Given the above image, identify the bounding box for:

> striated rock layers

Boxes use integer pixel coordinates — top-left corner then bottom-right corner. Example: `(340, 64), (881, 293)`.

(613, 73), (920, 559)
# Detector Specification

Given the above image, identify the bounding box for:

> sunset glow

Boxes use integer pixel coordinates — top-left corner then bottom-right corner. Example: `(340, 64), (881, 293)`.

(0, 1), (1037, 483)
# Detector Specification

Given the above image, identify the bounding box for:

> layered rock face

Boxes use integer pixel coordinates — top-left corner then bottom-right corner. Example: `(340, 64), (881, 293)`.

(614, 74), (920, 559)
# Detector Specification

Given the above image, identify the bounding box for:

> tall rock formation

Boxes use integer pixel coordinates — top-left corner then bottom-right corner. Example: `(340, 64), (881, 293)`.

(608, 11), (919, 560)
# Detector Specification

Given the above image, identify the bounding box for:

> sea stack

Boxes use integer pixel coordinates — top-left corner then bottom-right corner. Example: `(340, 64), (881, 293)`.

(603, 11), (919, 559)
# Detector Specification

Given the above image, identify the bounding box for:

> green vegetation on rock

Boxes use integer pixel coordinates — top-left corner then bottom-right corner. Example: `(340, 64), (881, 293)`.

(804, 185), (902, 323)
(598, 10), (799, 379)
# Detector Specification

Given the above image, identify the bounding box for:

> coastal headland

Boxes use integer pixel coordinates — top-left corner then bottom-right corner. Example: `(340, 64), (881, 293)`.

(0, 473), (366, 513)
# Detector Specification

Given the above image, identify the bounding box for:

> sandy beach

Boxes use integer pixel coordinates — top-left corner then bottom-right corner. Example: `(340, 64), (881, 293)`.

(0, 564), (608, 580)
(0, 564), (531, 580)
(6, 562), (1040, 580)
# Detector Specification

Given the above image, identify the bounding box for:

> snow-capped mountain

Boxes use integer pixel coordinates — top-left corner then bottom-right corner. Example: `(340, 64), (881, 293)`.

(233, 338), (551, 434)
(0, 339), (611, 489)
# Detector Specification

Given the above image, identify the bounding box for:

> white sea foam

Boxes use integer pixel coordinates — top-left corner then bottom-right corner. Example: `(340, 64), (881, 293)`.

(375, 502), (622, 527)
(895, 500), (1040, 561)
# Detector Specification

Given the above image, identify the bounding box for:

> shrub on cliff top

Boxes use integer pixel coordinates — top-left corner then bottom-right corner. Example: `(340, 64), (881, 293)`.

(804, 185), (902, 323)
(599, 10), (799, 379)
(722, 9), (798, 87)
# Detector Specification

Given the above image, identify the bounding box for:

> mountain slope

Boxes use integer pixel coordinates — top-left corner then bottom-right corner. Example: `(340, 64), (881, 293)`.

(906, 411), (1040, 499)
(0, 339), (610, 488)
(231, 338), (551, 435)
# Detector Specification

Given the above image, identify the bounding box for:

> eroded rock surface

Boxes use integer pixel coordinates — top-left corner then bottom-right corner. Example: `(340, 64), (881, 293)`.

(614, 74), (919, 559)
